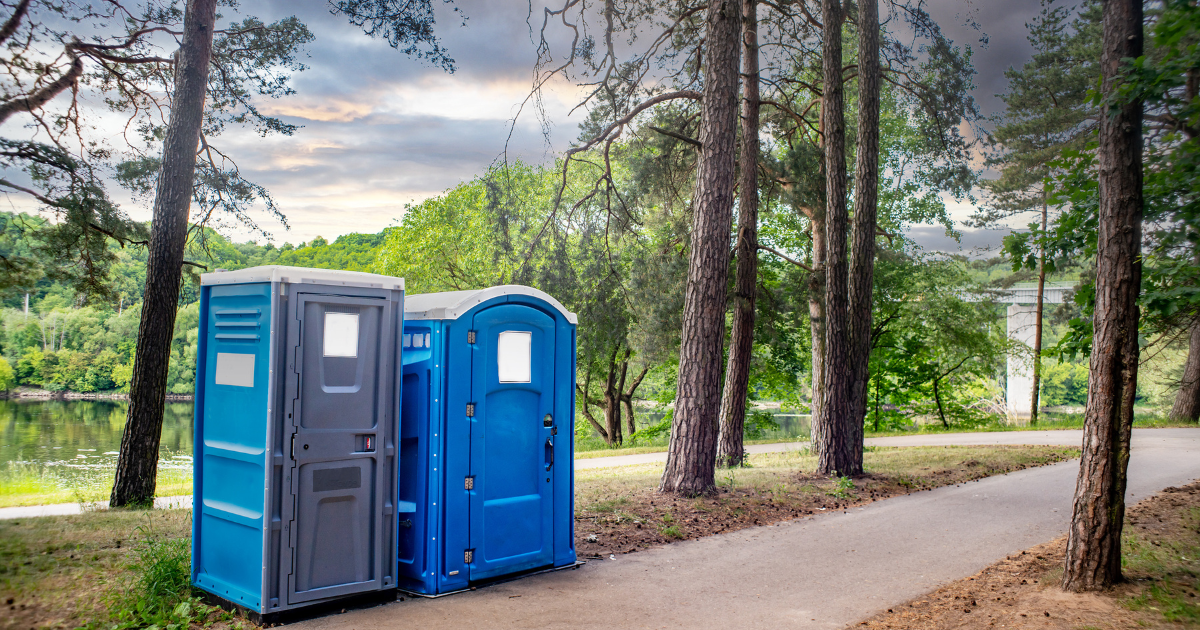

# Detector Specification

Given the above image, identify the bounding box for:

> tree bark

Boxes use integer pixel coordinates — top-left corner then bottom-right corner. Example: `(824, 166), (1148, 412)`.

(659, 0), (740, 496)
(847, 0), (880, 473)
(1170, 318), (1200, 422)
(110, 0), (218, 508)
(717, 0), (760, 469)
(814, 0), (858, 476)
(1030, 191), (1048, 425)
(1062, 0), (1143, 592)
(1170, 251), (1200, 423)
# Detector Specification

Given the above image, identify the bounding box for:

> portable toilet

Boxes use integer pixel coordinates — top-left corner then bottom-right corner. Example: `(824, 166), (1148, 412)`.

(191, 266), (405, 616)
(396, 286), (577, 595)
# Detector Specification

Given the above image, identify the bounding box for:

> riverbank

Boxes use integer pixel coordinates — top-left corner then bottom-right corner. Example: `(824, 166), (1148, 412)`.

(0, 387), (193, 401)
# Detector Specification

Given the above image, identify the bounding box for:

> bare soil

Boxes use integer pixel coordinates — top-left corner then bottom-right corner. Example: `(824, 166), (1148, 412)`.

(575, 445), (1078, 559)
(852, 481), (1200, 629)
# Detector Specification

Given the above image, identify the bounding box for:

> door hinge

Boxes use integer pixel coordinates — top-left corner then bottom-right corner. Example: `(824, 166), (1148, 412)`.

(464, 549), (475, 564)
(467, 330), (477, 344)
(466, 403), (475, 417)
(464, 475), (475, 490)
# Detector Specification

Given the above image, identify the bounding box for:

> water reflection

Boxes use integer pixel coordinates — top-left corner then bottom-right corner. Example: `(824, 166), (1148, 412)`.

(0, 399), (194, 489)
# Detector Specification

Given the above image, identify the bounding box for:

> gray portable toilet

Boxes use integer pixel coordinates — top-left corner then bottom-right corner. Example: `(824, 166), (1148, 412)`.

(191, 266), (404, 616)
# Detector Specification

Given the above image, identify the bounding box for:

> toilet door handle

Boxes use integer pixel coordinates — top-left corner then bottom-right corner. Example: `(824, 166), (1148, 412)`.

(545, 437), (554, 471)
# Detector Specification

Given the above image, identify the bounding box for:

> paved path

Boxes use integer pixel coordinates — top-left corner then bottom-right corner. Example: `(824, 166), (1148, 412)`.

(575, 429), (1087, 469)
(294, 428), (1200, 630)
(0, 429), (1116, 519)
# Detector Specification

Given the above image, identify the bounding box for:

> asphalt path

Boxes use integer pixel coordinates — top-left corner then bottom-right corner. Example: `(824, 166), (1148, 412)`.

(574, 429), (1087, 469)
(294, 428), (1200, 630)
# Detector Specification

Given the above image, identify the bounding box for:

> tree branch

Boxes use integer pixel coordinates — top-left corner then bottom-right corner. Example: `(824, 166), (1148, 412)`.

(0, 49), (84, 126)
(757, 244), (813, 271)
(648, 125), (702, 147)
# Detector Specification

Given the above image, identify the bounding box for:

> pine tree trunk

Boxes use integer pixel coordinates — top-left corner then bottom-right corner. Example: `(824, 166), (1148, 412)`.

(1170, 250), (1200, 423)
(659, 0), (740, 496)
(1170, 317), (1200, 422)
(110, 0), (218, 508)
(1030, 192), (1048, 425)
(717, 0), (759, 469)
(814, 0), (857, 476)
(847, 0), (880, 474)
(808, 208), (826, 451)
(1062, 0), (1143, 592)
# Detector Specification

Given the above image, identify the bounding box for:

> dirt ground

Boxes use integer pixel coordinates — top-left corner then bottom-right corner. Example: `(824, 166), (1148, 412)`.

(575, 445), (1078, 559)
(852, 482), (1200, 629)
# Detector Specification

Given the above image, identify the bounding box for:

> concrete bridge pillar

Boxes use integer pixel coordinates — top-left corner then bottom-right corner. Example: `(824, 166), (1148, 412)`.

(1006, 303), (1038, 417)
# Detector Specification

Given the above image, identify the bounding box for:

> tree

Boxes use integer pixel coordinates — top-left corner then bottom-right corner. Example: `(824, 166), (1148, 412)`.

(111, 0), (218, 507)
(847, 0), (880, 470)
(659, 0), (740, 495)
(985, 0), (1100, 424)
(1062, 0), (1143, 592)
(813, 0), (858, 476)
(112, 0), (458, 506)
(716, 0), (760, 468)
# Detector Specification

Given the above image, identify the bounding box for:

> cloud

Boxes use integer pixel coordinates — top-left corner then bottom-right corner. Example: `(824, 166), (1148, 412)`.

(113, 0), (1052, 246)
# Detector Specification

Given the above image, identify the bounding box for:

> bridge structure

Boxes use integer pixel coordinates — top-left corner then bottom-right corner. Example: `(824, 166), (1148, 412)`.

(993, 282), (1076, 417)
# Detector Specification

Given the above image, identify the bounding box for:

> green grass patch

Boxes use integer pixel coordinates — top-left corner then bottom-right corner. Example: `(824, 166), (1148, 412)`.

(1121, 506), (1200, 624)
(0, 461), (191, 508)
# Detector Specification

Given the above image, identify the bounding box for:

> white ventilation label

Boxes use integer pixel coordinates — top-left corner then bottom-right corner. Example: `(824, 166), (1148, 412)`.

(497, 331), (532, 383)
(323, 312), (359, 357)
(214, 353), (255, 387)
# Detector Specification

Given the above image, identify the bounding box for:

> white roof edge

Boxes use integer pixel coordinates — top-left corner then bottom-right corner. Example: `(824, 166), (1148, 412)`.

(404, 285), (578, 324)
(200, 265), (405, 291)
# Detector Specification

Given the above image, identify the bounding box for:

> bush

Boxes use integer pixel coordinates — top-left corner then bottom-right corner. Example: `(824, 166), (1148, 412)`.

(0, 357), (13, 391)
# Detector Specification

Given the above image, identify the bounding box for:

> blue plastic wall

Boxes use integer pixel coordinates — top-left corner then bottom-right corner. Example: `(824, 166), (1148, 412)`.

(396, 293), (576, 595)
(192, 282), (274, 611)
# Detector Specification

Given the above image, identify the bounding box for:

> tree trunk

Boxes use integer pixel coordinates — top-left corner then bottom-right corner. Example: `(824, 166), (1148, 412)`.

(659, 0), (740, 496)
(110, 0), (218, 508)
(808, 211), (826, 450)
(815, 0), (858, 476)
(1062, 0), (1143, 592)
(717, 0), (760, 469)
(847, 0), (880, 474)
(1170, 318), (1200, 422)
(933, 376), (948, 428)
(1030, 191), (1048, 425)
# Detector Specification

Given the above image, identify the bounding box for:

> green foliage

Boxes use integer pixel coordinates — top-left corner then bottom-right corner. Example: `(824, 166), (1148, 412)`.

(0, 357), (13, 391)
(0, 211), (391, 395)
(827, 476), (855, 499)
(89, 521), (219, 630)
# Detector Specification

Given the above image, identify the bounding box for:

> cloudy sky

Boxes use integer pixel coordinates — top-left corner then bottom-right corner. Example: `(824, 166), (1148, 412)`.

(14, 0), (1057, 254)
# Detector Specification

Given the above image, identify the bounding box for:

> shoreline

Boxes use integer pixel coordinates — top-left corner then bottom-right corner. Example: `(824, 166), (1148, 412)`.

(0, 388), (194, 402)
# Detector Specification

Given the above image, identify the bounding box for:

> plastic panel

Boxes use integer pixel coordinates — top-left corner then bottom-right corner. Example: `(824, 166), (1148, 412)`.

(193, 282), (273, 612)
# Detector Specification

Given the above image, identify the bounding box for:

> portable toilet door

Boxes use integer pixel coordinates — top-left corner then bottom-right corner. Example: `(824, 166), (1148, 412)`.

(281, 288), (399, 605)
(467, 302), (557, 580)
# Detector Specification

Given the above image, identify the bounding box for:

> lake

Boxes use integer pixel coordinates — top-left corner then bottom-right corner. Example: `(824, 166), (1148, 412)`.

(0, 399), (194, 504)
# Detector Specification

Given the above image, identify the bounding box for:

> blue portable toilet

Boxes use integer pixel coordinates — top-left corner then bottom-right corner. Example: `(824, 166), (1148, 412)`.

(396, 286), (577, 595)
(191, 266), (405, 616)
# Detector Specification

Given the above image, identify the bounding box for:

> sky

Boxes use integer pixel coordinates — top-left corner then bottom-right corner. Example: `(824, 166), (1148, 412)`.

(6, 0), (1054, 255)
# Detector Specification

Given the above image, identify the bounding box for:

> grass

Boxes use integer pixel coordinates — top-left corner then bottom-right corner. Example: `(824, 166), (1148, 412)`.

(862, 409), (1193, 438)
(575, 444), (1079, 514)
(0, 461), (192, 508)
(0, 509), (249, 630)
(1121, 505), (1200, 623)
